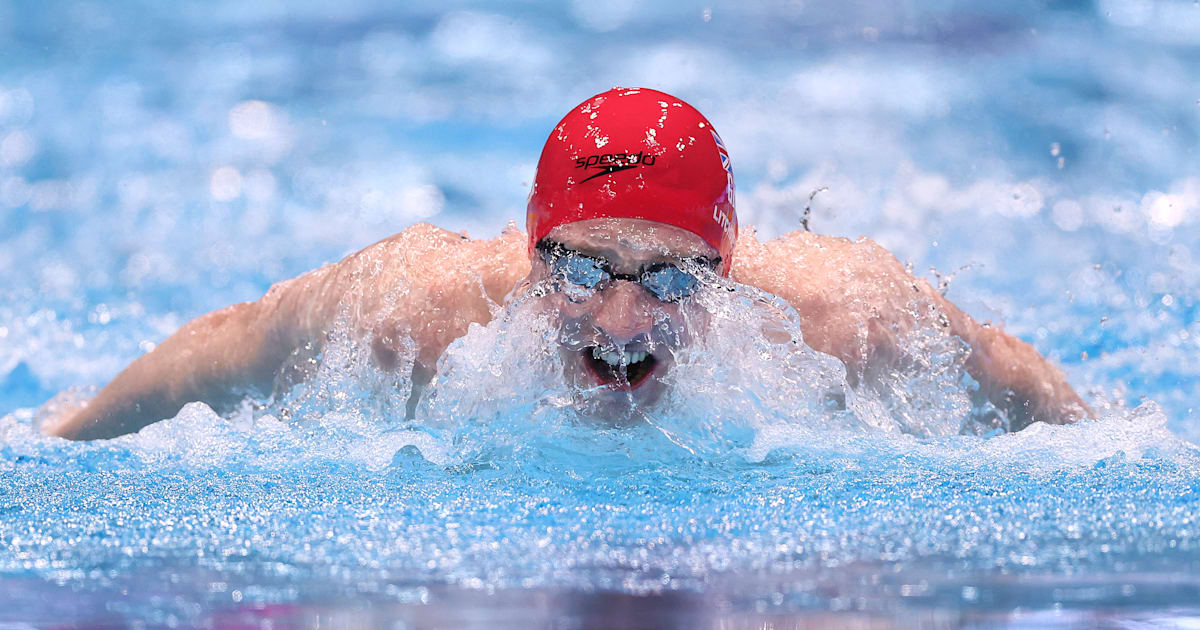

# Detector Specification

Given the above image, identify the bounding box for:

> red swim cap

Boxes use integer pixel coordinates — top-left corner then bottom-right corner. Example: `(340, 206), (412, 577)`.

(526, 87), (738, 275)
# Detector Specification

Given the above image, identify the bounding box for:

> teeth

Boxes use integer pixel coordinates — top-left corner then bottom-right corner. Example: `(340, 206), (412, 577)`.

(591, 347), (649, 366)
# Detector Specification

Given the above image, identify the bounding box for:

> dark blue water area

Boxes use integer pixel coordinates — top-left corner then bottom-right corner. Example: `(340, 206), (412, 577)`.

(3, 0), (1200, 626)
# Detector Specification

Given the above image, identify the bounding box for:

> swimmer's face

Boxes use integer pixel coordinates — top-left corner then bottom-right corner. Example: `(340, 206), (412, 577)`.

(525, 218), (720, 415)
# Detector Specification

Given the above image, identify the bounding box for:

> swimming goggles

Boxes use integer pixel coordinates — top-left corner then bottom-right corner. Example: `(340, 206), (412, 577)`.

(536, 239), (719, 303)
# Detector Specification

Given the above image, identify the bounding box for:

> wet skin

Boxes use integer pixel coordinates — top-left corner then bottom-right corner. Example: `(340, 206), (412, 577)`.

(44, 220), (1091, 440)
(527, 220), (719, 420)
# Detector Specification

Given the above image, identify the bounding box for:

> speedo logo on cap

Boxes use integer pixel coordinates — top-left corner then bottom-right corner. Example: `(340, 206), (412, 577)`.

(574, 151), (658, 183)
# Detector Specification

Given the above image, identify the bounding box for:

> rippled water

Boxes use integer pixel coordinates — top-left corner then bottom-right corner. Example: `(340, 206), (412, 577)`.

(2, 0), (1200, 627)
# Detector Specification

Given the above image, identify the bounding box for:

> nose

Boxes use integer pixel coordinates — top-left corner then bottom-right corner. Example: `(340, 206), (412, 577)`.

(591, 280), (656, 343)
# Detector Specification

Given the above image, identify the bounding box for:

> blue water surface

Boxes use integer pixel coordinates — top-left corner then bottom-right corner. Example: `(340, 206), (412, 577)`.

(2, 0), (1200, 627)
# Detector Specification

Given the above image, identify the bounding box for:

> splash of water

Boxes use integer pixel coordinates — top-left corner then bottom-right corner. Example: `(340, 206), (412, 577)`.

(3, 274), (1197, 624)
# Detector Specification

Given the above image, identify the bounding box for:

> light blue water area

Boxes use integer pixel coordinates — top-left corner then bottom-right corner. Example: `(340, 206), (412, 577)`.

(2, 0), (1200, 626)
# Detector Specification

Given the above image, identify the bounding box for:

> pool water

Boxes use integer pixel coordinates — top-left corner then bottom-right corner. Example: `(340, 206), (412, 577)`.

(2, 1), (1200, 627)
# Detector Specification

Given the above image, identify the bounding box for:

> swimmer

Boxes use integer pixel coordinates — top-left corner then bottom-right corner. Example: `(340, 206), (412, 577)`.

(43, 88), (1091, 440)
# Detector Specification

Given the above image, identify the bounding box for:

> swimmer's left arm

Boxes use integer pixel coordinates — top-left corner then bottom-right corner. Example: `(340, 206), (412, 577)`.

(930, 292), (1093, 429)
(733, 230), (1091, 430)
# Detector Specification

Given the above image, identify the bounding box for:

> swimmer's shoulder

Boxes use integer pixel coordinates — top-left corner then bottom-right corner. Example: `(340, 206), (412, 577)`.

(763, 229), (888, 255)
(732, 227), (926, 312)
(733, 228), (894, 272)
(259, 223), (519, 315)
(365, 222), (470, 255)
(365, 222), (526, 259)
(361, 222), (529, 299)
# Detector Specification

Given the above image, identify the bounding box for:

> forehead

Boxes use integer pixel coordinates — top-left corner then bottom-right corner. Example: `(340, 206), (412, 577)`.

(544, 218), (717, 261)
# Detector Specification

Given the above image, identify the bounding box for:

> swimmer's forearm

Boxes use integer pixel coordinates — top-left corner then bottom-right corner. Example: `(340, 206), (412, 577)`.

(973, 328), (1092, 427)
(737, 230), (1090, 429)
(49, 298), (304, 440)
(47, 224), (529, 440)
(936, 296), (1092, 428)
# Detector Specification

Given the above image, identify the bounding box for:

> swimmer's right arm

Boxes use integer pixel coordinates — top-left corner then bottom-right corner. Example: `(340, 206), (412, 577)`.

(44, 266), (337, 440)
(45, 223), (530, 440)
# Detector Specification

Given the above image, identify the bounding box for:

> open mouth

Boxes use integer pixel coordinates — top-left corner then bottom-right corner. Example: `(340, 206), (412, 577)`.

(582, 346), (658, 390)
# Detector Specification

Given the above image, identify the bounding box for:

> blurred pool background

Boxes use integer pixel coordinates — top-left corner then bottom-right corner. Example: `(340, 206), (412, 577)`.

(2, 0), (1200, 627)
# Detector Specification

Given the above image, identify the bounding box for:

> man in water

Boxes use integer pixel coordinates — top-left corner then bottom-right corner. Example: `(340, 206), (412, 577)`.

(45, 88), (1090, 440)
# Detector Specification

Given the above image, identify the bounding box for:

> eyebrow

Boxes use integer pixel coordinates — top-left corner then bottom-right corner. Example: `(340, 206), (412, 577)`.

(536, 239), (719, 270)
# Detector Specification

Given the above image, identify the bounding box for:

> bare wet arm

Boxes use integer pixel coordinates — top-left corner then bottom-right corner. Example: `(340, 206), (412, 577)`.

(45, 223), (529, 440)
(931, 296), (1092, 428)
(733, 230), (1091, 429)
(44, 266), (332, 440)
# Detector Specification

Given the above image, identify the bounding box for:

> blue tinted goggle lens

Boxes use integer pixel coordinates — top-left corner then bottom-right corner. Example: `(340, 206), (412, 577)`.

(639, 263), (700, 302)
(538, 241), (712, 303)
(553, 252), (608, 289)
